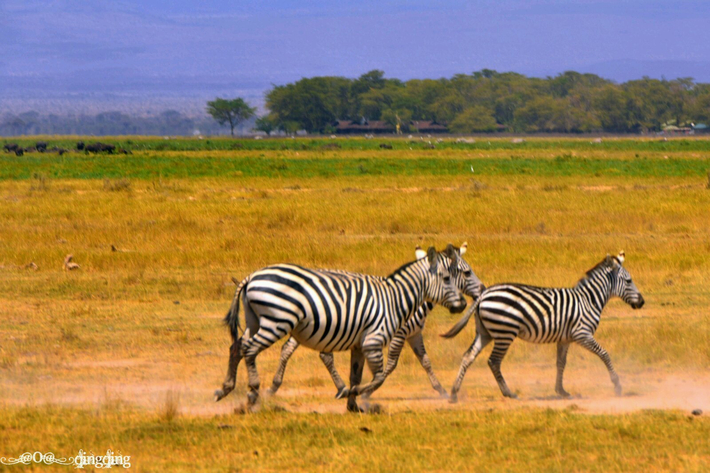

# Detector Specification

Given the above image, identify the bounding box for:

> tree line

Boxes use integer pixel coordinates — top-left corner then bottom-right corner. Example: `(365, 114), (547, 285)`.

(255, 70), (710, 134)
(0, 110), (255, 137)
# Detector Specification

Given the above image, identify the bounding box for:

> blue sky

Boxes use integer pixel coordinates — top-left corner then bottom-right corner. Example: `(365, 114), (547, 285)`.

(2, 0), (709, 108)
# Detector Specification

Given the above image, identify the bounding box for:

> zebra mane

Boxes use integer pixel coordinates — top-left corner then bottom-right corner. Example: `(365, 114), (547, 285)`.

(387, 259), (420, 278)
(576, 256), (620, 287)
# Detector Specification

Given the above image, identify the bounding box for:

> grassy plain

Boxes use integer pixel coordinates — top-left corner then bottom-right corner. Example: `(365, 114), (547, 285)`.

(0, 136), (709, 471)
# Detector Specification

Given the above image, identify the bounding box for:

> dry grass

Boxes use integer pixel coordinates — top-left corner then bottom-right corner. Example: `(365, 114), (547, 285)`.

(161, 389), (181, 423)
(0, 405), (708, 472)
(0, 141), (709, 470)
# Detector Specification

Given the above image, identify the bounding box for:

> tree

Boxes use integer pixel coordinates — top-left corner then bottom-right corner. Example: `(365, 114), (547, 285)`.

(265, 77), (352, 133)
(254, 115), (278, 135)
(206, 98), (256, 136)
(594, 85), (634, 132)
(449, 106), (497, 133)
(381, 108), (412, 132)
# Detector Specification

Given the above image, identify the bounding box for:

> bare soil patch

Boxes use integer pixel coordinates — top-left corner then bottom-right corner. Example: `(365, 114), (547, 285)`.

(2, 362), (706, 416)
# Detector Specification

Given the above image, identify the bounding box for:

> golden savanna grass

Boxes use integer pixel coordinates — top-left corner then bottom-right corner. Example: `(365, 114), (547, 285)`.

(1, 138), (709, 471)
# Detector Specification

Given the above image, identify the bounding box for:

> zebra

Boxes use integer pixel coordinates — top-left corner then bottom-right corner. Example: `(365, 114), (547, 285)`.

(214, 245), (468, 412)
(442, 251), (644, 402)
(266, 243), (485, 399)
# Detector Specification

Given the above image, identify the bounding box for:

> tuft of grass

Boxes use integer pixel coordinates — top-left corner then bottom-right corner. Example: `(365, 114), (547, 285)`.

(30, 172), (49, 191)
(60, 325), (80, 343)
(103, 178), (131, 192)
(161, 390), (181, 423)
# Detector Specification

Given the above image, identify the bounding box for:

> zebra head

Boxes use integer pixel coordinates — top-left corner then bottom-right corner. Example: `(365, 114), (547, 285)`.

(607, 251), (645, 309)
(451, 242), (485, 301)
(424, 245), (468, 314)
(418, 242), (484, 301)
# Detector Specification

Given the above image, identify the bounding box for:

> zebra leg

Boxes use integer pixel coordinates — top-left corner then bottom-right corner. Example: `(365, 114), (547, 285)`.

(347, 348), (366, 413)
(488, 339), (518, 399)
(450, 330), (492, 403)
(350, 347), (387, 398)
(357, 332), (405, 402)
(241, 327), (289, 409)
(575, 336), (622, 396)
(407, 332), (448, 399)
(383, 332), (406, 378)
(214, 337), (243, 402)
(319, 352), (349, 399)
(555, 342), (572, 398)
(266, 337), (300, 396)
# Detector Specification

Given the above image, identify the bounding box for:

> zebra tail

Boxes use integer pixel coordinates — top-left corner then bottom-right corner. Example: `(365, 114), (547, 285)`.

(440, 299), (479, 339)
(224, 276), (249, 341)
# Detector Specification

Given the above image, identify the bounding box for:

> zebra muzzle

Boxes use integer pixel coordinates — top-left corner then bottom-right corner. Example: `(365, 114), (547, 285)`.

(448, 297), (467, 314)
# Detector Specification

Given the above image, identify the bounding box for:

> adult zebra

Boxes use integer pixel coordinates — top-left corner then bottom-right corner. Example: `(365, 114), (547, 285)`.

(266, 243), (485, 399)
(214, 245), (468, 412)
(443, 252), (644, 402)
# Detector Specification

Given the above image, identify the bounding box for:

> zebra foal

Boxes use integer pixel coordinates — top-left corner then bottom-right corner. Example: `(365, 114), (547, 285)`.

(214, 245), (467, 412)
(443, 252), (644, 402)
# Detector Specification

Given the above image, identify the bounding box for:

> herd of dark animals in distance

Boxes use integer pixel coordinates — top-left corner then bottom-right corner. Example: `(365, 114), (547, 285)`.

(213, 244), (645, 413)
(3, 141), (131, 156)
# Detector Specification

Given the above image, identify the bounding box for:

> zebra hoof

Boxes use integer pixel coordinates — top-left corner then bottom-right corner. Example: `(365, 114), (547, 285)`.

(335, 387), (349, 399)
(614, 385), (622, 397)
(346, 401), (362, 413)
(556, 389), (571, 399)
(505, 393), (519, 400)
(247, 391), (260, 407)
(449, 393), (458, 404)
(214, 389), (225, 402)
(437, 389), (450, 400)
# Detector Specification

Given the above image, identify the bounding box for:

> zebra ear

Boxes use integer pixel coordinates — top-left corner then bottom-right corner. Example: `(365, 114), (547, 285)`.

(427, 246), (438, 274)
(617, 250), (625, 264)
(415, 245), (427, 260)
(604, 254), (613, 267)
(443, 244), (460, 272)
(459, 242), (468, 256)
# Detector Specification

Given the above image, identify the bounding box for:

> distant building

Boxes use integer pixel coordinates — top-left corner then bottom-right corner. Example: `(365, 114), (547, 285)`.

(334, 118), (452, 134)
(334, 119), (395, 134)
(692, 123), (709, 134)
(662, 125), (692, 135)
(409, 120), (448, 133)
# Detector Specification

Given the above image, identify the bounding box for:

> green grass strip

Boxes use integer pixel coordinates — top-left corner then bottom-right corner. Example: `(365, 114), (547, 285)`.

(1, 154), (708, 179)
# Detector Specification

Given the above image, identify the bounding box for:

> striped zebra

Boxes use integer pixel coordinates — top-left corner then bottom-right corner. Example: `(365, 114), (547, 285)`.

(214, 245), (468, 412)
(266, 243), (485, 399)
(443, 252), (644, 402)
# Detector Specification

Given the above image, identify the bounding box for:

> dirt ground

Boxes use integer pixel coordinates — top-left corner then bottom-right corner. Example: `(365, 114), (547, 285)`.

(2, 354), (707, 417)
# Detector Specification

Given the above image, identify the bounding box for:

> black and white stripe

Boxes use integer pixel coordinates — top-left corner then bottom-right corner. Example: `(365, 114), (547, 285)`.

(266, 243), (485, 399)
(214, 245), (467, 412)
(444, 252), (644, 401)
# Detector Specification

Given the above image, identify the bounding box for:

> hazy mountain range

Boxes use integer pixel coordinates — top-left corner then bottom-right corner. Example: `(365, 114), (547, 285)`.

(2, 0), (709, 116)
